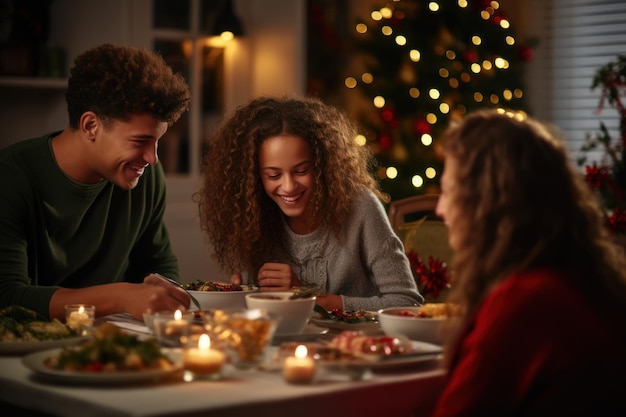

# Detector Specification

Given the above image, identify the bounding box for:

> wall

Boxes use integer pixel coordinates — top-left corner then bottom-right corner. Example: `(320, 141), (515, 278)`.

(0, 0), (306, 283)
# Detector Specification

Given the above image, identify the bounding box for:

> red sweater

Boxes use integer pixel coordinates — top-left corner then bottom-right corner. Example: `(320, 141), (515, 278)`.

(431, 268), (626, 417)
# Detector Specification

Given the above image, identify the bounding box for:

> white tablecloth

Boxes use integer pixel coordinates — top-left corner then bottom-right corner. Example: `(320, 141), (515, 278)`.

(0, 315), (446, 417)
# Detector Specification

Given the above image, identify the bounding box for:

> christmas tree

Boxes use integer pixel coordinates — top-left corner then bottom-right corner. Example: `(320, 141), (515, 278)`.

(308, 0), (534, 201)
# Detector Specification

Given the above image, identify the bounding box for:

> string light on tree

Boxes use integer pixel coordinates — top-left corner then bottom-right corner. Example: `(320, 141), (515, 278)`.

(346, 0), (533, 200)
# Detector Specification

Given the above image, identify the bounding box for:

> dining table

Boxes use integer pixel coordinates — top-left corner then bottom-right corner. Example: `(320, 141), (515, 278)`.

(0, 313), (447, 417)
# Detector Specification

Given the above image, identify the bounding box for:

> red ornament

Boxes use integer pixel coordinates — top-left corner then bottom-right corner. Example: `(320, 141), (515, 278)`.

(381, 106), (396, 123)
(378, 132), (393, 151)
(463, 49), (478, 63)
(413, 118), (432, 135)
(518, 45), (533, 62)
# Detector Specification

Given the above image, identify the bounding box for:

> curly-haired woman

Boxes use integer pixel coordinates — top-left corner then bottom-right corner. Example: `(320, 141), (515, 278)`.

(430, 110), (626, 416)
(197, 95), (423, 311)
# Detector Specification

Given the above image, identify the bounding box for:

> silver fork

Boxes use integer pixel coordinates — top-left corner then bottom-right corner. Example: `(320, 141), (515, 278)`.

(154, 273), (202, 311)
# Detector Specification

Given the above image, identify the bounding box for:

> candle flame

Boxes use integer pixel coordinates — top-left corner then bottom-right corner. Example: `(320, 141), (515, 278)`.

(199, 334), (211, 350)
(174, 309), (182, 320)
(78, 306), (85, 314)
(295, 344), (308, 358)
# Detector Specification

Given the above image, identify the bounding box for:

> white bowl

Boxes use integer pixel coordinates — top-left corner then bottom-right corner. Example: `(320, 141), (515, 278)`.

(245, 292), (316, 335)
(189, 286), (259, 311)
(378, 306), (447, 345)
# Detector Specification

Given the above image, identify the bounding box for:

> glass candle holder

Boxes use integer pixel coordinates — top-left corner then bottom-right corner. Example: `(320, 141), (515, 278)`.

(153, 309), (193, 347)
(183, 333), (226, 381)
(282, 344), (316, 384)
(64, 304), (95, 335)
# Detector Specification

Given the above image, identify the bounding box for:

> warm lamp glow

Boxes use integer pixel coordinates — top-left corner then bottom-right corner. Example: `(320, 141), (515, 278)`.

(220, 31), (234, 41)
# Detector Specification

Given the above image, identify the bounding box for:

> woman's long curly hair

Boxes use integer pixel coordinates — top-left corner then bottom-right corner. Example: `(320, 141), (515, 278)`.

(442, 110), (626, 355)
(197, 95), (386, 278)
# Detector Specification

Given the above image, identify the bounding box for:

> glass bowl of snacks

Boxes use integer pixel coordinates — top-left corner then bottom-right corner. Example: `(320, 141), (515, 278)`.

(202, 308), (277, 369)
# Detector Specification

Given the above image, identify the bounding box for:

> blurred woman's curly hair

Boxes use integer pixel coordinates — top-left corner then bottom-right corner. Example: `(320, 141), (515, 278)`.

(442, 109), (626, 349)
(197, 95), (386, 277)
(66, 43), (191, 128)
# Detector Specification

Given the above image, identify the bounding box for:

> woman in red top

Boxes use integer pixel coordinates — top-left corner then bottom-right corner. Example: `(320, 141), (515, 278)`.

(431, 110), (626, 416)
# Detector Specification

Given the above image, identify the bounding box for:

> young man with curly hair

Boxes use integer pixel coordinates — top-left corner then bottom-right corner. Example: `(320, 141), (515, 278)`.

(0, 43), (192, 321)
(197, 95), (423, 312)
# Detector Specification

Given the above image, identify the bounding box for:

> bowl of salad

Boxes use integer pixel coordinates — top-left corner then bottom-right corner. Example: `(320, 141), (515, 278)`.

(184, 280), (258, 311)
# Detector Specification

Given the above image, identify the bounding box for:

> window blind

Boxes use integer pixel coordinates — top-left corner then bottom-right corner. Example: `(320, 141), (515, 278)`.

(541, 0), (626, 161)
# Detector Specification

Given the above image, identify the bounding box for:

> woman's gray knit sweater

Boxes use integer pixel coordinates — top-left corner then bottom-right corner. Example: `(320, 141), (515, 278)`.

(280, 189), (423, 311)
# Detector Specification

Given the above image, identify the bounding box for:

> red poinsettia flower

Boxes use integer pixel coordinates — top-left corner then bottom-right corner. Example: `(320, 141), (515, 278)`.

(406, 250), (451, 301)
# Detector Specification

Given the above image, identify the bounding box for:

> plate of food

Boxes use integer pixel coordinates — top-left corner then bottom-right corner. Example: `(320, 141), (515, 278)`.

(317, 330), (442, 371)
(310, 305), (381, 332)
(274, 331), (442, 375)
(271, 324), (329, 345)
(0, 306), (86, 355)
(22, 323), (182, 385)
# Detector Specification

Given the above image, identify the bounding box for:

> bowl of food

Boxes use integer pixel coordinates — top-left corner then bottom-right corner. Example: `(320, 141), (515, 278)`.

(245, 291), (317, 335)
(377, 303), (462, 345)
(184, 280), (258, 311)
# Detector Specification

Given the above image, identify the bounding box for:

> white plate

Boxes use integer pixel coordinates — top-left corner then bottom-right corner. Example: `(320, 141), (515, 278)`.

(271, 324), (329, 344)
(310, 314), (381, 332)
(0, 336), (87, 355)
(22, 348), (183, 385)
(319, 340), (442, 372)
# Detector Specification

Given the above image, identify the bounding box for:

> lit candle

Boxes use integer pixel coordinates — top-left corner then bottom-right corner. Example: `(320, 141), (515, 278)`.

(165, 309), (188, 337)
(65, 304), (95, 334)
(183, 334), (226, 379)
(154, 309), (191, 347)
(283, 344), (316, 384)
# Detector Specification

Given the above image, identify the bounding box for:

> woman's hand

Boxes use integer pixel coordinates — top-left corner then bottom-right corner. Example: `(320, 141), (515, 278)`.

(257, 262), (301, 291)
(313, 293), (343, 311)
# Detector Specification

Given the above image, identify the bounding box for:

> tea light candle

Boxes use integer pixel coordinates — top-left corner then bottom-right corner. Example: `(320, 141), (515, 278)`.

(65, 304), (95, 334)
(283, 344), (316, 384)
(184, 334), (225, 379)
(165, 309), (188, 337)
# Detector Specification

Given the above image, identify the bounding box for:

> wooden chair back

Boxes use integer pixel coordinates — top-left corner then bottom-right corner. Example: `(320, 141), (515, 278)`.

(387, 194), (455, 265)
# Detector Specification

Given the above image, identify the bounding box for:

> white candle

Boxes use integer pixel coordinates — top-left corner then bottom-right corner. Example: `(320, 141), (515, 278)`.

(65, 304), (95, 333)
(184, 334), (225, 378)
(283, 344), (316, 384)
(164, 309), (188, 337)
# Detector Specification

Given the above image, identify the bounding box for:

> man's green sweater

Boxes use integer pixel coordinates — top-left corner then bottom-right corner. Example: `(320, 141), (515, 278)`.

(0, 133), (179, 318)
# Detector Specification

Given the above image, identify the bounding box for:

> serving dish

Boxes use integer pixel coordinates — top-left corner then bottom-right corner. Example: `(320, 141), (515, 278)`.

(188, 285), (259, 310)
(22, 348), (182, 385)
(0, 336), (87, 355)
(271, 324), (329, 345)
(310, 310), (381, 332)
(246, 292), (316, 335)
(318, 340), (442, 372)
